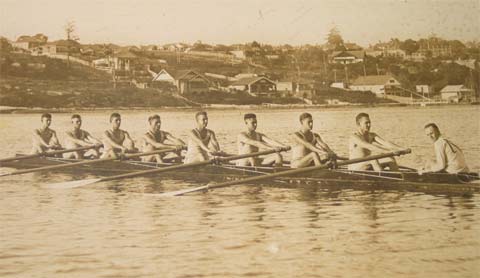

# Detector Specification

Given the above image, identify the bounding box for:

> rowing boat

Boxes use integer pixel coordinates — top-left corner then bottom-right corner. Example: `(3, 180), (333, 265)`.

(1, 154), (479, 194)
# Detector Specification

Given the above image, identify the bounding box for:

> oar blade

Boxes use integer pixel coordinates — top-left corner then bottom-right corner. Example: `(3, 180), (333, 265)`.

(46, 178), (102, 189)
(156, 185), (210, 197)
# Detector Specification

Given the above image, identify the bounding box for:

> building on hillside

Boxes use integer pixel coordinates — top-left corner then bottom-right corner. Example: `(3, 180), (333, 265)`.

(112, 50), (137, 71)
(234, 73), (257, 80)
(330, 82), (348, 89)
(175, 70), (210, 94)
(330, 50), (365, 64)
(416, 85), (432, 98)
(151, 69), (176, 84)
(277, 79), (316, 98)
(39, 40), (81, 55)
(349, 75), (401, 97)
(440, 85), (473, 103)
(12, 34), (48, 51)
(131, 76), (152, 89)
(230, 50), (246, 60)
(229, 76), (277, 96)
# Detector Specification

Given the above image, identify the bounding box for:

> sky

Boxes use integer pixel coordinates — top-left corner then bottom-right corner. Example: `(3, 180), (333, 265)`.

(0, 0), (479, 46)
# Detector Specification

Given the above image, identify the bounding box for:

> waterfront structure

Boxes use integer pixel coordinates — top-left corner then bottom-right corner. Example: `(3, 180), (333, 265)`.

(229, 76), (277, 96)
(349, 75), (401, 97)
(440, 85), (473, 103)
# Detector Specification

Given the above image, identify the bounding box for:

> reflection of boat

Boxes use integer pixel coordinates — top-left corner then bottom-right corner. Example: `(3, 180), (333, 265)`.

(2, 154), (479, 194)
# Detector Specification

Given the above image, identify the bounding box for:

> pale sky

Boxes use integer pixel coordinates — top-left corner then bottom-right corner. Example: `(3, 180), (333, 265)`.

(1, 0), (478, 46)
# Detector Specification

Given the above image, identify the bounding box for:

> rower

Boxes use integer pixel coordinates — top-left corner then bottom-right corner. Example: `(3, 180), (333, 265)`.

(291, 112), (336, 168)
(184, 111), (222, 164)
(101, 113), (137, 159)
(419, 123), (469, 174)
(348, 113), (404, 171)
(63, 114), (102, 159)
(236, 113), (287, 167)
(141, 114), (186, 163)
(31, 113), (62, 154)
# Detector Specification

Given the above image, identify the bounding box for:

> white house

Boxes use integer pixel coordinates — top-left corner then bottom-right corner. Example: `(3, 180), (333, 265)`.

(349, 75), (401, 97)
(330, 50), (365, 64)
(151, 69), (176, 84)
(416, 85), (432, 97)
(440, 85), (473, 103)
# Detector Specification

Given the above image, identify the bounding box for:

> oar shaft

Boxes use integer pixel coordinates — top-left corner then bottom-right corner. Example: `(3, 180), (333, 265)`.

(173, 149), (411, 196)
(1, 148), (178, 177)
(0, 145), (100, 163)
(99, 147), (292, 183)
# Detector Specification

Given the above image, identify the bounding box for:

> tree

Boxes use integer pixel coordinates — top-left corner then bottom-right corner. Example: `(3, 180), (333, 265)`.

(326, 27), (344, 50)
(0, 37), (12, 53)
(400, 39), (419, 55)
(64, 20), (80, 67)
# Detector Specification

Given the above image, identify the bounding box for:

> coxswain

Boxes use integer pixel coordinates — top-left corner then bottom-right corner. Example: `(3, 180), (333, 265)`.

(419, 123), (469, 174)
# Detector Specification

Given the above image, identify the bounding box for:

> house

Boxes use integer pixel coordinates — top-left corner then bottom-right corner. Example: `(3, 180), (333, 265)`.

(277, 79), (316, 98)
(175, 70), (210, 94)
(440, 85), (473, 103)
(349, 75), (401, 97)
(330, 50), (365, 64)
(330, 82), (347, 89)
(131, 76), (152, 89)
(40, 39), (81, 55)
(112, 50), (137, 71)
(416, 85), (432, 98)
(12, 34), (48, 51)
(230, 50), (246, 60)
(151, 69), (176, 84)
(229, 76), (277, 96)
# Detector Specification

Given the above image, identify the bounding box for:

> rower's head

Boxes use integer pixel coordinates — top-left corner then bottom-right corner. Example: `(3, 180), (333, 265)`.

(424, 123), (441, 142)
(41, 113), (52, 127)
(244, 113), (257, 131)
(195, 111), (208, 129)
(299, 113), (313, 130)
(110, 112), (121, 130)
(71, 114), (82, 129)
(148, 114), (161, 131)
(355, 113), (371, 132)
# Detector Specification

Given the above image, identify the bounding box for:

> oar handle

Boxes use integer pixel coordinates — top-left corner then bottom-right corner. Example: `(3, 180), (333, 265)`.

(0, 144), (102, 164)
(1, 147), (178, 177)
(98, 147), (292, 183)
(165, 149), (411, 196)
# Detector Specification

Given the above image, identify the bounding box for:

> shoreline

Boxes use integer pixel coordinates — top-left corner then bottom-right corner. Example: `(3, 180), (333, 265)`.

(0, 102), (475, 114)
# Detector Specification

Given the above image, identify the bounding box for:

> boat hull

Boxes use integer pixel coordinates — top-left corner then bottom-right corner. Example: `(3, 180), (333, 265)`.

(1, 155), (479, 194)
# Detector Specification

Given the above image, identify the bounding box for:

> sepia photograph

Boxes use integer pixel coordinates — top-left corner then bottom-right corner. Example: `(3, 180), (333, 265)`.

(0, 0), (479, 277)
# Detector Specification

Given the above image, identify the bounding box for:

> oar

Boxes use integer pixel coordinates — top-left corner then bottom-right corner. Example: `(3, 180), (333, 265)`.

(159, 149), (412, 197)
(46, 147), (291, 189)
(0, 145), (102, 164)
(0, 148), (180, 177)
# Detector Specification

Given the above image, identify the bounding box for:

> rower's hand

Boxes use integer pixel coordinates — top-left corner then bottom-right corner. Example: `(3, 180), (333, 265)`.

(174, 145), (184, 152)
(94, 143), (103, 148)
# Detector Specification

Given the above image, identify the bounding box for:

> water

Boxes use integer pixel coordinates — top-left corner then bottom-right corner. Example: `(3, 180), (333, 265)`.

(1, 106), (479, 277)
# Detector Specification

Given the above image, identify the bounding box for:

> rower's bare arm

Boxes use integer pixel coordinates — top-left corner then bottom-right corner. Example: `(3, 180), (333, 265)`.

(314, 134), (334, 154)
(143, 134), (170, 149)
(103, 131), (125, 150)
(85, 132), (102, 145)
(238, 133), (271, 149)
(374, 134), (403, 150)
(292, 133), (324, 153)
(350, 134), (389, 153)
(188, 129), (211, 153)
(33, 129), (50, 147)
(50, 131), (61, 147)
(209, 131), (221, 152)
(165, 132), (186, 146)
(124, 131), (136, 148)
(262, 134), (286, 148)
(65, 132), (91, 146)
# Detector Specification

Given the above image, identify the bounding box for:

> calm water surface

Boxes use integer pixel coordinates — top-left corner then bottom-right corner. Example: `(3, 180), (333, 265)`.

(1, 106), (479, 277)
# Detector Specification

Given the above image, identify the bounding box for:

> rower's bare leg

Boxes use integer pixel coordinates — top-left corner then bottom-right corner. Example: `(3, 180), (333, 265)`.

(291, 153), (321, 168)
(262, 153), (283, 167)
(371, 160), (383, 171)
(101, 149), (119, 159)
